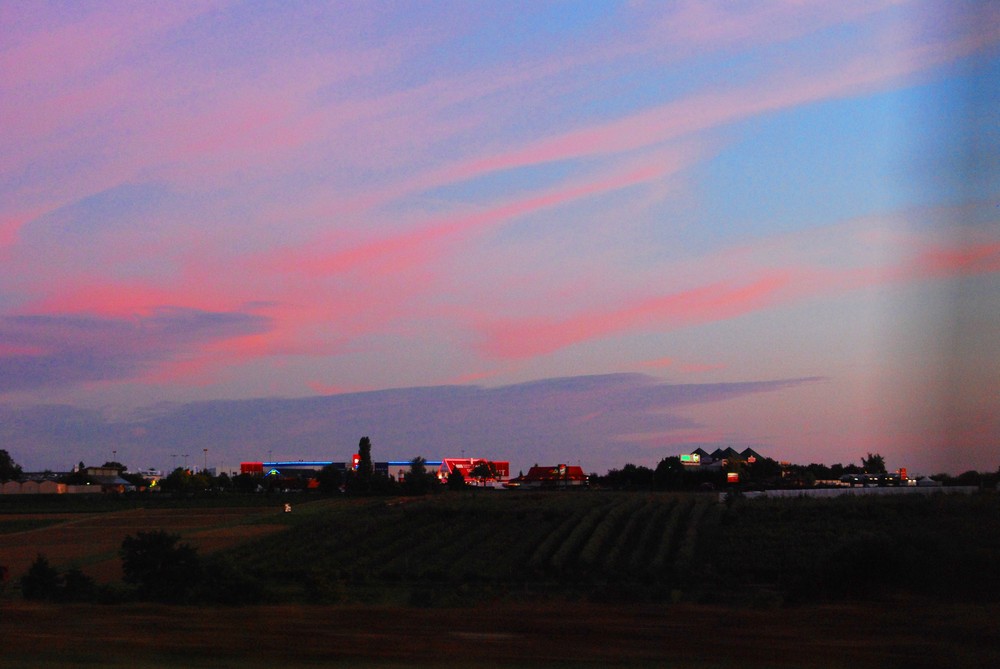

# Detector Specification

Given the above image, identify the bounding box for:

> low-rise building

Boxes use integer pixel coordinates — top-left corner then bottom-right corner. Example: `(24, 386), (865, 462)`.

(509, 464), (588, 488)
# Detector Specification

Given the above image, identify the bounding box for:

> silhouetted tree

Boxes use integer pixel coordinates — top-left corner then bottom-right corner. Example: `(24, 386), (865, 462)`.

(60, 567), (96, 602)
(862, 453), (886, 474)
(447, 468), (467, 490)
(317, 462), (344, 495)
(603, 464), (655, 489)
(354, 436), (374, 493)
(232, 472), (259, 493)
(120, 530), (201, 602)
(19, 554), (60, 600)
(469, 461), (498, 487)
(17, 554), (95, 603)
(654, 456), (685, 489)
(0, 449), (23, 482)
(403, 456), (437, 495)
(159, 467), (191, 493)
(954, 470), (983, 487)
(215, 471), (233, 491)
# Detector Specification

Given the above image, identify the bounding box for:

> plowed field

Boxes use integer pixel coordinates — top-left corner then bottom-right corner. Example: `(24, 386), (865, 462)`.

(0, 506), (286, 582)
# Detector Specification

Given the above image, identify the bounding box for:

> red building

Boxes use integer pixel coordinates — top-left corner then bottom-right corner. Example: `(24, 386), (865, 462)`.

(440, 458), (510, 486)
(510, 464), (588, 488)
(240, 462), (265, 475)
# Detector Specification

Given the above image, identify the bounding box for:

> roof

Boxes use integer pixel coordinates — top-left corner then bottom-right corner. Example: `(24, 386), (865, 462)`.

(518, 465), (588, 483)
(443, 458), (505, 479)
(710, 447), (742, 460)
(90, 475), (136, 488)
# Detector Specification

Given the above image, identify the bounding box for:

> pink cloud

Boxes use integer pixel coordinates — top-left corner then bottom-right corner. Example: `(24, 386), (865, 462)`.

(474, 208), (1000, 360)
(904, 241), (1000, 279)
(0, 342), (46, 356)
(639, 357), (675, 369)
(38, 149), (694, 383)
(0, 208), (50, 249)
(264, 147), (698, 281)
(0, 2), (218, 89)
(643, 1), (900, 54)
(478, 271), (794, 359)
(428, 12), (999, 191)
(305, 380), (368, 396)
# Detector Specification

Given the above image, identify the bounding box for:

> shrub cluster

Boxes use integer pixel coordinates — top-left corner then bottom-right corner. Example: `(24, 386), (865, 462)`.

(19, 555), (96, 603)
(17, 530), (264, 605)
(120, 530), (264, 604)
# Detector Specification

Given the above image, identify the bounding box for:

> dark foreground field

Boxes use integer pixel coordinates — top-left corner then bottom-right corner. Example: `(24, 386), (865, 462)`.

(2, 490), (999, 666)
(3, 598), (999, 668)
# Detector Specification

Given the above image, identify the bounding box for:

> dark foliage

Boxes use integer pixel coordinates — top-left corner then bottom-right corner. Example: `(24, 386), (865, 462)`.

(862, 452), (887, 474)
(0, 449), (23, 482)
(119, 529), (265, 605)
(317, 462), (345, 494)
(403, 457), (438, 495)
(60, 567), (97, 602)
(120, 530), (202, 602)
(600, 463), (655, 489)
(19, 554), (60, 600)
(355, 436), (374, 491)
(18, 554), (96, 602)
(447, 468), (466, 490)
(193, 555), (266, 605)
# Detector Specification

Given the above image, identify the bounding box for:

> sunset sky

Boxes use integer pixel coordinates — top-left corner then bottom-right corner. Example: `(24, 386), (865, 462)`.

(2, 1), (998, 476)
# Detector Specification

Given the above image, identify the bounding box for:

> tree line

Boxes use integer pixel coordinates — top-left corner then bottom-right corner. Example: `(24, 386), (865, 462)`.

(15, 530), (262, 605)
(592, 452), (1000, 491)
(4, 446), (999, 497)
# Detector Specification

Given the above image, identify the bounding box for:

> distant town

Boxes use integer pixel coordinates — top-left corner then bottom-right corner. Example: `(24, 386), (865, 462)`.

(2, 442), (996, 497)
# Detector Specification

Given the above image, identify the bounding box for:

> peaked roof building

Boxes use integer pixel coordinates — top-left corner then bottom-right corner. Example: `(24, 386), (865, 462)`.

(510, 464), (588, 488)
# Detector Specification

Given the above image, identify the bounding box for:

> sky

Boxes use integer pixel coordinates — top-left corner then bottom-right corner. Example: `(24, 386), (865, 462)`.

(1, 1), (998, 477)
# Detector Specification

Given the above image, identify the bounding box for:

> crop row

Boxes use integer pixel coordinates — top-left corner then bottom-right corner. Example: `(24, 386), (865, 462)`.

(232, 492), (719, 595)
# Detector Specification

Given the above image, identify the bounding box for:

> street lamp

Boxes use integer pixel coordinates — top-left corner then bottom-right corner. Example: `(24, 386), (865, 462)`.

(203, 448), (208, 473)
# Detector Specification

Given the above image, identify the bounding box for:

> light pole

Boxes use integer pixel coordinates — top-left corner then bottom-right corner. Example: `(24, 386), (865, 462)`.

(203, 448), (208, 474)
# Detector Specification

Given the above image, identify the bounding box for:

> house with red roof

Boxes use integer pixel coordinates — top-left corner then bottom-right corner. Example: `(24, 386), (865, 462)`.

(508, 464), (588, 488)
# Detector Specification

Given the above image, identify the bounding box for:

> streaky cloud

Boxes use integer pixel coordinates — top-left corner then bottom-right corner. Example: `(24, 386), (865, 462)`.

(0, 308), (270, 392)
(0, 373), (822, 474)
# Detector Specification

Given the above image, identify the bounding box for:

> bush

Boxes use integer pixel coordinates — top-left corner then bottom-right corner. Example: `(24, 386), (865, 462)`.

(194, 555), (266, 605)
(60, 567), (97, 602)
(121, 530), (201, 603)
(20, 554), (60, 601)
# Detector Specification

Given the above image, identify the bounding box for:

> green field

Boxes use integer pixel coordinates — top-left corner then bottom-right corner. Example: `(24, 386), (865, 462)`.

(4, 490), (998, 607)
(222, 490), (1000, 606)
(4, 490), (999, 667)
